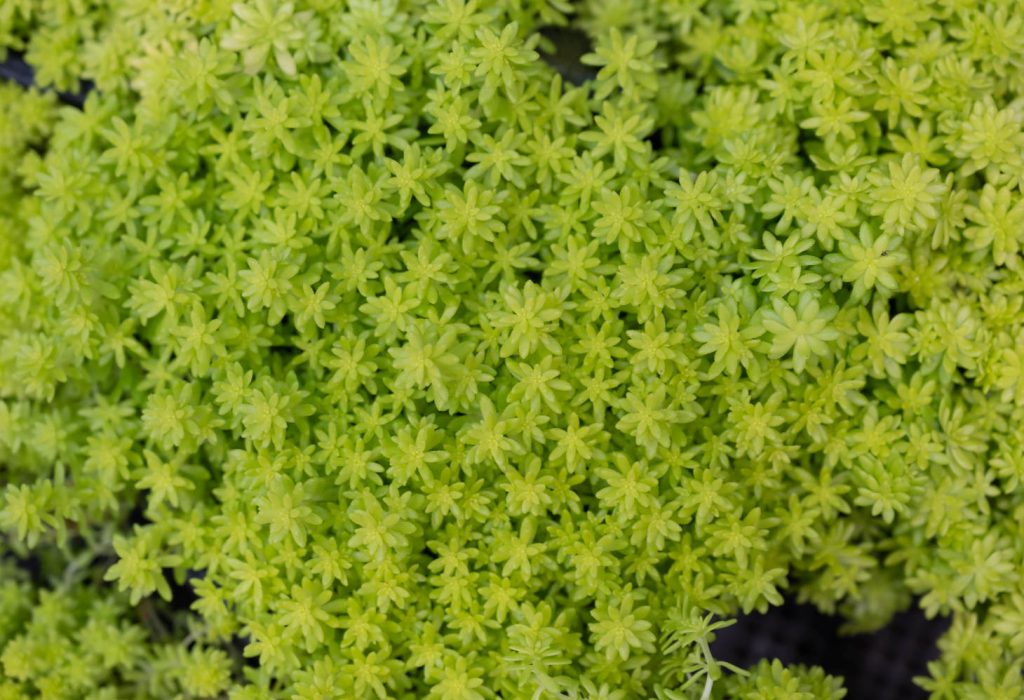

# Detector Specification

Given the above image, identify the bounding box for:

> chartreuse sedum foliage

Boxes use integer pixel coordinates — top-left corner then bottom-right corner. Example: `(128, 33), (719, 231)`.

(1, 0), (1024, 698)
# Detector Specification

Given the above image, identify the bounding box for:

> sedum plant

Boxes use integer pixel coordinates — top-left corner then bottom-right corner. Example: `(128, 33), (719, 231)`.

(1, 0), (1024, 698)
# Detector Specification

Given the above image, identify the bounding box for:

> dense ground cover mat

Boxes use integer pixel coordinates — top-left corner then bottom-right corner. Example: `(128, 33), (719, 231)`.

(1, 0), (1024, 698)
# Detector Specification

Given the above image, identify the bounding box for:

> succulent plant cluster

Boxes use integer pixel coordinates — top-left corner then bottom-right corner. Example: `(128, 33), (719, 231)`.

(1, 0), (1024, 698)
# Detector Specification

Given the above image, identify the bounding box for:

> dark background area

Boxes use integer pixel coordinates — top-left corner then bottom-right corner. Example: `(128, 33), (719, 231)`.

(0, 52), (89, 106)
(711, 600), (949, 699)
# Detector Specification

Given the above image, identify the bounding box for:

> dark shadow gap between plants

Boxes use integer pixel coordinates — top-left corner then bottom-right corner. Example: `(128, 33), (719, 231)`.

(711, 599), (951, 700)
(0, 51), (91, 107)
(539, 26), (597, 86)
